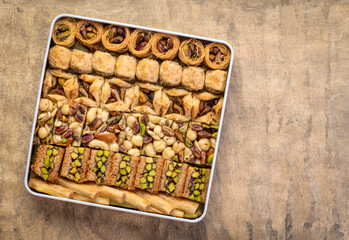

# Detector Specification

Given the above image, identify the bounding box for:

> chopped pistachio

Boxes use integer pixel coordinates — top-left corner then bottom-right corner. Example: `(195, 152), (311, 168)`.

(145, 163), (152, 171)
(73, 147), (78, 153)
(149, 170), (156, 176)
(168, 183), (175, 192)
(41, 168), (48, 174)
(120, 169), (127, 175)
(166, 170), (172, 177)
(97, 161), (102, 168)
(126, 165), (131, 173)
(78, 147), (84, 154)
(97, 150), (104, 157)
(71, 152), (78, 159)
(120, 161), (126, 169)
(140, 177), (147, 183)
(101, 165), (106, 173)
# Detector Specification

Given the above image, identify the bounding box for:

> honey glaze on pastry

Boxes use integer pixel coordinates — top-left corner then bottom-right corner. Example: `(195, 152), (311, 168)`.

(70, 49), (93, 74)
(115, 55), (137, 82)
(136, 59), (160, 83)
(129, 29), (154, 58)
(131, 83), (163, 116)
(48, 45), (72, 70)
(181, 67), (205, 91)
(204, 43), (231, 70)
(178, 39), (205, 66)
(102, 25), (130, 53)
(204, 70), (227, 93)
(92, 51), (116, 77)
(161, 88), (192, 122)
(192, 92), (223, 125)
(76, 20), (103, 46)
(52, 18), (76, 48)
(159, 61), (182, 87)
(151, 33), (180, 60)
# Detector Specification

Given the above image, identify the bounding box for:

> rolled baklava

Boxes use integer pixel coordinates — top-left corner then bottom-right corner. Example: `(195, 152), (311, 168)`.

(204, 70), (227, 93)
(128, 29), (154, 58)
(76, 20), (103, 48)
(151, 33), (180, 60)
(48, 45), (72, 70)
(159, 61), (182, 87)
(136, 58), (160, 83)
(178, 39), (205, 66)
(70, 49), (93, 74)
(92, 51), (116, 77)
(102, 25), (130, 53)
(115, 55), (137, 82)
(204, 43), (231, 70)
(52, 18), (76, 48)
(181, 67), (205, 91)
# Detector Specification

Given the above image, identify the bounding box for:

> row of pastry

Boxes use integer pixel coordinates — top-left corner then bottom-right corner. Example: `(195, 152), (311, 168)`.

(31, 144), (211, 203)
(52, 18), (231, 70)
(48, 45), (228, 93)
(44, 68), (223, 124)
(36, 98), (218, 167)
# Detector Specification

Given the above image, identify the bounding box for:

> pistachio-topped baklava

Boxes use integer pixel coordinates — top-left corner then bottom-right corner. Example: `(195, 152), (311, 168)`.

(135, 156), (164, 194)
(182, 167), (211, 203)
(86, 149), (114, 184)
(61, 146), (91, 183)
(160, 160), (188, 197)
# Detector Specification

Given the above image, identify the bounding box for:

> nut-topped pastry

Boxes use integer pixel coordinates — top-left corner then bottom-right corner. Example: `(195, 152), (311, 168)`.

(182, 167), (211, 203)
(192, 92), (223, 125)
(76, 20), (103, 47)
(31, 145), (65, 182)
(48, 45), (72, 70)
(61, 146), (91, 183)
(135, 156), (164, 194)
(204, 43), (231, 70)
(160, 160), (188, 197)
(161, 88), (193, 122)
(75, 74), (104, 107)
(52, 18), (76, 48)
(102, 25), (130, 53)
(128, 29), (154, 58)
(86, 149), (114, 184)
(178, 39), (205, 66)
(151, 33), (180, 60)
(131, 83), (163, 116)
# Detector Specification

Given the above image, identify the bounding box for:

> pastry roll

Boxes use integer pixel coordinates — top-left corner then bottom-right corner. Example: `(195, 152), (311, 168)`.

(182, 167), (211, 203)
(60, 146), (91, 183)
(192, 92), (223, 125)
(92, 51), (116, 77)
(51, 100), (87, 147)
(102, 25), (130, 53)
(131, 83), (163, 116)
(128, 29), (154, 58)
(151, 33), (180, 60)
(204, 43), (231, 70)
(205, 70), (227, 93)
(161, 88), (192, 122)
(86, 149), (114, 184)
(76, 20), (103, 47)
(159, 61), (182, 87)
(70, 49), (93, 74)
(100, 78), (133, 112)
(34, 99), (58, 145)
(136, 58), (160, 83)
(181, 67), (205, 91)
(135, 156), (164, 194)
(178, 39), (205, 66)
(159, 160), (188, 197)
(48, 45), (72, 70)
(52, 17), (76, 48)
(115, 55), (137, 82)
(31, 145), (65, 182)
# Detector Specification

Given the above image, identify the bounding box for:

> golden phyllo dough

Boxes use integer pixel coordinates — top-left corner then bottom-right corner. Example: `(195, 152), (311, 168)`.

(52, 18), (76, 48)
(70, 49), (93, 74)
(115, 55), (137, 82)
(128, 29), (154, 58)
(204, 43), (231, 70)
(205, 70), (227, 93)
(102, 25), (130, 53)
(48, 45), (72, 70)
(136, 59), (160, 83)
(159, 61), (182, 87)
(92, 51), (116, 77)
(151, 33), (180, 60)
(178, 39), (205, 66)
(181, 67), (205, 91)
(76, 20), (103, 46)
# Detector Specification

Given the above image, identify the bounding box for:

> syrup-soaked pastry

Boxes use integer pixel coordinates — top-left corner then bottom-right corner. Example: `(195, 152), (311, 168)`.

(70, 49), (93, 74)
(136, 58), (160, 83)
(52, 17), (76, 48)
(76, 20), (103, 47)
(159, 61), (182, 87)
(160, 160), (188, 197)
(178, 39), (205, 66)
(102, 25), (130, 53)
(86, 149), (114, 184)
(135, 156), (164, 194)
(204, 43), (231, 70)
(128, 29), (154, 58)
(48, 45), (72, 70)
(182, 166), (211, 203)
(115, 55), (137, 82)
(31, 145), (65, 182)
(51, 100), (87, 147)
(192, 92), (223, 125)
(105, 153), (140, 190)
(92, 51), (116, 77)
(34, 99), (58, 145)
(100, 78), (133, 112)
(161, 88), (192, 122)
(150, 33), (180, 60)
(60, 146), (91, 183)
(177, 122), (218, 166)
(75, 74), (104, 107)
(181, 67), (205, 91)
(131, 83), (163, 116)
(204, 70), (227, 93)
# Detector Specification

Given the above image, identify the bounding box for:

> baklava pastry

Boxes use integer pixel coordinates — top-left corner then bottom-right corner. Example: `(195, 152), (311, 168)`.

(31, 145), (65, 182)
(192, 92), (223, 125)
(76, 20), (103, 47)
(115, 55), (137, 82)
(161, 88), (192, 122)
(181, 67), (205, 91)
(34, 99), (58, 145)
(75, 74), (104, 107)
(136, 58), (160, 83)
(102, 25), (130, 53)
(100, 78), (133, 112)
(204, 43), (231, 70)
(52, 17), (76, 48)
(44, 69), (77, 101)
(182, 167), (211, 203)
(92, 51), (116, 77)
(178, 39), (205, 66)
(159, 61), (182, 87)
(48, 45), (72, 70)
(151, 33), (180, 60)
(135, 156), (164, 194)
(204, 70), (227, 93)
(128, 29), (154, 58)
(160, 160), (188, 197)
(86, 149), (114, 184)
(60, 146), (91, 183)
(70, 49), (93, 74)
(131, 83), (163, 116)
